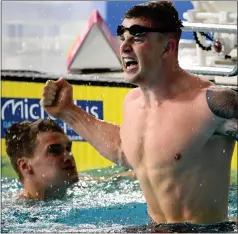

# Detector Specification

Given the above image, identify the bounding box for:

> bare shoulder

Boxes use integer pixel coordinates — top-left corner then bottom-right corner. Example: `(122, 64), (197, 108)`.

(123, 87), (142, 107)
(124, 87), (142, 101)
(182, 76), (215, 114)
(182, 75), (213, 104)
(182, 74), (213, 96)
(192, 75), (214, 91)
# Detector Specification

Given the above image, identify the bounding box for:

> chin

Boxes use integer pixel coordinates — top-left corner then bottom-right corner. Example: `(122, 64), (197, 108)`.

(68, 173), (79, 184)
(124, 72), (143, 85)
(59, 172), (79, 188)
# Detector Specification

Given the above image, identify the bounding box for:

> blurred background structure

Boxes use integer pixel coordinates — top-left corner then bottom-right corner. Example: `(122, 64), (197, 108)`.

(2, 1), (107, 73)
(2, 1), (237, 77)
(1, 1), (207, 74)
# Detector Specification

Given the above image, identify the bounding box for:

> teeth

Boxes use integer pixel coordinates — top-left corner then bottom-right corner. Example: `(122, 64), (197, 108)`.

(123, 58), (137, 63)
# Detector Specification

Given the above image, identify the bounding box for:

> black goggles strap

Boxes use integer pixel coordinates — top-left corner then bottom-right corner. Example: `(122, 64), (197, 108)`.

(117, 25), (179, 36)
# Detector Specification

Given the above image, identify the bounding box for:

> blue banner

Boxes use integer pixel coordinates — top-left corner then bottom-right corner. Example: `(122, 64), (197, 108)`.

(1, 98), (103, 141)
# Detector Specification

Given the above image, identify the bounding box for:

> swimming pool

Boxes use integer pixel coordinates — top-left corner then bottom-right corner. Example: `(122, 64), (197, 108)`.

(1, 166), (237, 233)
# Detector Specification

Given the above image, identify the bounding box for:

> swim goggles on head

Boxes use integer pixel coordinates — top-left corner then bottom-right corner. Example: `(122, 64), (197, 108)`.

(117, 24), (179, 37)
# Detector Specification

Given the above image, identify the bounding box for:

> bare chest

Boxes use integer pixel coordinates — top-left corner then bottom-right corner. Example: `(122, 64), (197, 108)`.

(121, 101), (216, 169)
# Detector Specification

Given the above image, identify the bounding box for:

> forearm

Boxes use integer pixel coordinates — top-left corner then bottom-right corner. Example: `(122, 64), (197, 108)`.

(59, 104), (122, 163)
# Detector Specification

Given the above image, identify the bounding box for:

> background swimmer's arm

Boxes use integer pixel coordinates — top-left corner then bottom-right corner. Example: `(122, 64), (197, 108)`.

(79, 171), (136, 182)
(103, 171), (137, 180)
(114, 170), (137, 179)
(206, 87), (238, 140)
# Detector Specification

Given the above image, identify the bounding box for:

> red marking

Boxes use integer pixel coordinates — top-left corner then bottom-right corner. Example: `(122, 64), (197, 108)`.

(67, 10), (120, 71)
(214, 41), (222, 53)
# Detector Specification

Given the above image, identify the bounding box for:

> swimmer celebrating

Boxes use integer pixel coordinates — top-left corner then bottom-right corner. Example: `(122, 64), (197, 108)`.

(41, 1), (237, 224)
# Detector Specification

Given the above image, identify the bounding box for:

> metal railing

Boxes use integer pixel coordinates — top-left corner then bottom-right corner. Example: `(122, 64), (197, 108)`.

(182, 22), (237, 34)
(181, 21), (237, 77)
(181, 65), (238, 77)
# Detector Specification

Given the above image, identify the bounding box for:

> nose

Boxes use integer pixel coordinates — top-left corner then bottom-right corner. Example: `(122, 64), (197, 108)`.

(120, 40), (132, 55)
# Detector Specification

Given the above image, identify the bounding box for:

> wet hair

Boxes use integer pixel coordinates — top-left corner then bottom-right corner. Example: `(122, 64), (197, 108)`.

(123, 1), (183, 40)
(5, 119), (65, 181)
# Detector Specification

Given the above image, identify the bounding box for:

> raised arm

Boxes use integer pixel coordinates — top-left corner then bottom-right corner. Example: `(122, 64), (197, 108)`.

(206, 87), (238, 140)
(40, 78), (130, 167)
(62, 105), (124, 163)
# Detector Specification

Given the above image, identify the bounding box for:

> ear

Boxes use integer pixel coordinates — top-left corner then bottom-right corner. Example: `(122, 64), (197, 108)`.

(162, 39), (177, 57)
(17, 158), (33, 175)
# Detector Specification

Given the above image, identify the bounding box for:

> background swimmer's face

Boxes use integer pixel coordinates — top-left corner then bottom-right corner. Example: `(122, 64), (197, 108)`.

(27, 131), (79, 192)
(119, 18), (167, 85)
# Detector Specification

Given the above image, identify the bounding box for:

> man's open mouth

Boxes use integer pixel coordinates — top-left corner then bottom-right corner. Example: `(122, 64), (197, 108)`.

(123, 57), (138, 71)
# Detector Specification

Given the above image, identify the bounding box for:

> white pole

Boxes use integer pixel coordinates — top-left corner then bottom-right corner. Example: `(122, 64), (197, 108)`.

(190, 2), (207, 66)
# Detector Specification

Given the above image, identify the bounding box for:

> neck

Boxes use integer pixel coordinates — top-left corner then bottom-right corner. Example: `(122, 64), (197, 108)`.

(140, 62), (190, 105)
(22, 181), (67, 200)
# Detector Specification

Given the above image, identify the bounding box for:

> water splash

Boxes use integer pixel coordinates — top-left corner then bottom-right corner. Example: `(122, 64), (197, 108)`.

(1, 167), (237, 233)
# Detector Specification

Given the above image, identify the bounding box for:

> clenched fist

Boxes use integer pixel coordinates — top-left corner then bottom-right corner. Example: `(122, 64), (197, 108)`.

(40, 78), (74, 119)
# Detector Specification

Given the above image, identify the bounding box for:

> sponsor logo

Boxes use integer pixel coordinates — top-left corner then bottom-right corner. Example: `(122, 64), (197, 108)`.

(1, 98), (103, 141)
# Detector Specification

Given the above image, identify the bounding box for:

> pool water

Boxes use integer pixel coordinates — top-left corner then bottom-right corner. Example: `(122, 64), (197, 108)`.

(1, 167), (237, 233)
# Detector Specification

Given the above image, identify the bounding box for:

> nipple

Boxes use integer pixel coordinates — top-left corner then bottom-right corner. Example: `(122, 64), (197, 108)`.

(174, 153), (181, 160)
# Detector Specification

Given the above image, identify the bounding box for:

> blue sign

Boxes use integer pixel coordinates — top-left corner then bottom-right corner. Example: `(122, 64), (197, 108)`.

(1, 98), (103, 141)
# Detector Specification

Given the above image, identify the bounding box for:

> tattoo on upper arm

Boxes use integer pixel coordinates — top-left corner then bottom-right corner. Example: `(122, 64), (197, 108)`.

(206, 87), (238, 119)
